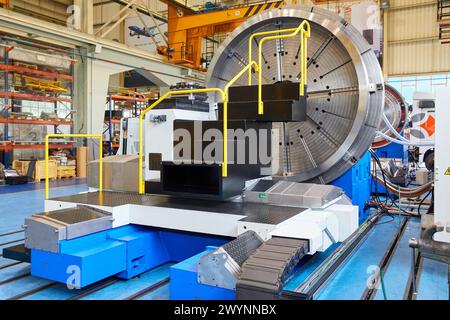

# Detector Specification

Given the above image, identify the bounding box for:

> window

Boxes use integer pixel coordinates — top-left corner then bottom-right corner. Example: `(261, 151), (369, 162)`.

(387, 74), (450, 104)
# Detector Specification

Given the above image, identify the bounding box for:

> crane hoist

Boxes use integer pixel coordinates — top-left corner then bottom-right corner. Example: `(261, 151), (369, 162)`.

(157, 0), (286, 71)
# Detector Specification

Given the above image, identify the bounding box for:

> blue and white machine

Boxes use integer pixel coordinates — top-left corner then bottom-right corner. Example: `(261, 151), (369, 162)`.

(4, 6), (386, 300)
(372, 84), (408, 162)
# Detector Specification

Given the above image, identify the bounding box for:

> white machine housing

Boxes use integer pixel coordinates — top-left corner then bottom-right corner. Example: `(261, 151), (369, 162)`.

(434, 88), (450, 243)
(410, 92), (436, 162)
(118, 117), (140, 155)
(118, 109), (211, 180)
(45, 196), (358, 255)
(143, 109), (210, 180)
(102, 96), (361, 254)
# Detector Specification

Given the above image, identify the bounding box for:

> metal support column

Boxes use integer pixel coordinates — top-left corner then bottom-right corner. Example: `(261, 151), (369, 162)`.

(448, 264), (450, 300)
(70, 60), (75, 136)
(3, 47), (9, 168)
(108, 95), (113, 155)
(410, 246), (418, 299)
(74, 0), (94, 35)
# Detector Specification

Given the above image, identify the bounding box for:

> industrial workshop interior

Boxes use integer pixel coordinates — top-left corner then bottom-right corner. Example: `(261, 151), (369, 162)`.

(0, 0), (449, 312)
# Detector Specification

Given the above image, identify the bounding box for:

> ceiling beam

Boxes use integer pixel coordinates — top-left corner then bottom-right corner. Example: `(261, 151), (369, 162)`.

(109, 0), (168, 23)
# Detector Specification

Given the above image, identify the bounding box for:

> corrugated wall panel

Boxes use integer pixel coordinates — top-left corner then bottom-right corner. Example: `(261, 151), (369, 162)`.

(388, 41), (450, 75)
(388, 1), (436, 42)
(390, 0), (433, 6)
(10, 0), (71, 25)
(387, 0), (450, 75)
(93, 2), (123, 42)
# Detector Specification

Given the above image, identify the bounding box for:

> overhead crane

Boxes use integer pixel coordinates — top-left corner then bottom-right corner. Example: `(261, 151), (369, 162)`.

(158, 0), (286, 70)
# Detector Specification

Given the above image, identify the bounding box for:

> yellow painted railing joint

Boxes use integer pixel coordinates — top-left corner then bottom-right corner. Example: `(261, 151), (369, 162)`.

(248, 21), (311, 115)
(138, 88), (227, 195)
(45, 134), (103, 200)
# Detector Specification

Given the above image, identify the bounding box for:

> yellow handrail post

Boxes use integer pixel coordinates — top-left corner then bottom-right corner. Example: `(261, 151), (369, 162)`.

(138, 88), (227, 195)
(45, 135), (49, 200)
(45, 134), (103, 200)
(138, 64), (259, 195)
(138, 92), (170, 195)
(247, 28), (297, 86)
(248, 21), (310, 115)
(300, 31), (305, 96)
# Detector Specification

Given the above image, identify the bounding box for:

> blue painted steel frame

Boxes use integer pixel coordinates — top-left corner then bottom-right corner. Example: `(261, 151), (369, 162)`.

(170, 247), (236, 300)
(331, 151), (371, 222)
(375, 143), (408, 163)
(31, 225), (229, 288)
(372, 144), (408, 195)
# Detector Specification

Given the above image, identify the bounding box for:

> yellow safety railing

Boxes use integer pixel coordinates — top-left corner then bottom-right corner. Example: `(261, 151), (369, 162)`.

(137, 22), (310, 195)
(139, 88), (226, 194)
(138, 62), (259, 195)
(247, 21), (310, 114)
(45, 134), (103, 200)
(247, 27), (297, 85)
(225, 61), (259, 95)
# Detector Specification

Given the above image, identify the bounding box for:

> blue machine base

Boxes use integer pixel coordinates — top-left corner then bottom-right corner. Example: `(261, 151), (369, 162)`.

(31, 225), (229, 288)
(331, 151), (371, 223)
(372, 144), (408, 195)
(375, 143), (408, 163)
(170, 247), (236, 300)
(30, 153), (376, 292)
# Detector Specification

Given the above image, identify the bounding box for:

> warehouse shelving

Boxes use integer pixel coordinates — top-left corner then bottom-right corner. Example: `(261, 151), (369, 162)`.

(0, 118), (73, 126)
(0, 92), (73, 103)
(0, 141), (76, 151)
(0, 63), (73, 80)
(104, 91), (150, 155)
(438, 0), (450, 44)
(0, 38), (76, 168)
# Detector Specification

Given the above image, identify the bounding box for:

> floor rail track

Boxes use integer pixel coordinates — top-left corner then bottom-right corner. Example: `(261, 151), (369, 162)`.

(361, 216), (409, 300)
(0, 230), (25, 238)
(124, 278), (170, 300)
(0, 272), (31, 286)
(286, 213), (381, 300)
(67, 279), (121, 300)
(6, 282), (57, 300)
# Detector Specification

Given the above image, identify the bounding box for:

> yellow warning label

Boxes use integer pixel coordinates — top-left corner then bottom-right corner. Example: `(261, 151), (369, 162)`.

(445, 168), (450, 175)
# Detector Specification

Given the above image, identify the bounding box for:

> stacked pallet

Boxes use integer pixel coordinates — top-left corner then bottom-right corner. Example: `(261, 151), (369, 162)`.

(12, 160), (58, 182)
(57, 165), (76, 179)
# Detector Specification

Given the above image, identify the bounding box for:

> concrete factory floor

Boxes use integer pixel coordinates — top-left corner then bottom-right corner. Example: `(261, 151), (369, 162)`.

(0, 182), (448, 300)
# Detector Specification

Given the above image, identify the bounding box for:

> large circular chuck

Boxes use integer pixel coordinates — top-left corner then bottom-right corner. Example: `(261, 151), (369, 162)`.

(206, 5), (384, 183)
(372, 84), (407, 149)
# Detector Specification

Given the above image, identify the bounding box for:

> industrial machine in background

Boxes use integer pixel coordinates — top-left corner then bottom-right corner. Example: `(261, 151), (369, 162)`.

(409, 88), (450, 295)
(410, 92), (435, 163)
(371, 84), (410, 192)
(206, 4), (383, 220)
(372, 84), (408, 160)
(370, 86), (438, 198)
(5, 6), (390, 300)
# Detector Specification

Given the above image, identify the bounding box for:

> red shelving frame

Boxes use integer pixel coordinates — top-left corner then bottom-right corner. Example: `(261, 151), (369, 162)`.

(0, 92), (72, 103)
(0, 142), (75, 151)
(12, 143), (76, 150)
(104, 119), (121, 125)
(0, 142), (9, 151)
(0, 118), (73, 126)
(111, 94), (149, 103)
(0, 63), (73, 81)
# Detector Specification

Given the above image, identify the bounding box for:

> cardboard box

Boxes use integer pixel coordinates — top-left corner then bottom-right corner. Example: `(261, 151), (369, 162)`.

(416, 169), (431, 185)
(88, 155), (139, 193)
(12, 160), (58, 182)
(76, 147), (88, 178)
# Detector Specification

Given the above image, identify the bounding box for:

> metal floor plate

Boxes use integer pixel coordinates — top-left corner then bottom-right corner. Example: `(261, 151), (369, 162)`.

(37, 207), (110, 225)
(50, 191), (305, 225)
